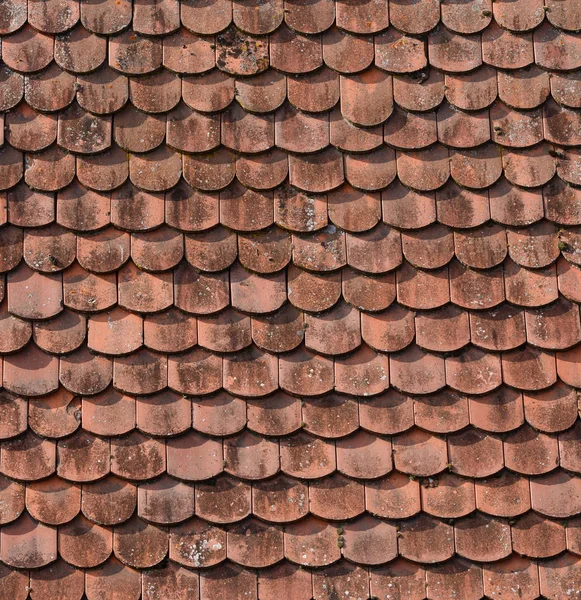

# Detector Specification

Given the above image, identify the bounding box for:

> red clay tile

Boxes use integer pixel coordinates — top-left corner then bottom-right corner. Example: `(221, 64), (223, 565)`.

(414, 390), (469, 434)
(375, 28), (427, 73)
(446, 347), (502, 394)
(438, 105), (491, 148)
(429, 28), (482, 72)
(0, 0), (27, 34)
(180, 0), (232, 34)
(334, 345), (389, 396)
(361, 305), (414, 352)
(25, 146), (75, 192)
(57, 183), (111, 231)
(114, 516), (167, 568)
(118, 262), (172, 313)
(141, 563), (199, 600)
(200, 565), (257, 600)
(551, 71), (581, 109)
(469, 304), (526, 351)
(139, 475), (194, 524)
(415, 305), (469, 353)
(398, 146), (450, 191)
(482, 22), (533, 69)
(323, 26), (373, 74)
(0, 66), (24, 113)
(85, 558), (141, 600)
(502, 346), (557, 391)
(539, 554), (581, 600)
(223, 346), (278, 397)
(80, 0), (131, 34)
(284, 516), (340, 567)
(3, 344), (59, 397)
(198, 308), (251, 353)
(370, 560), (426, 600)
(469, 387), (524, 433)
(182, 71), (234, 115)
(0, 147), (23, 192)
(336, 430), (391, 479)
(82, 476), (136, 526)
(221, 184), (274, 232)
(385, 107), (437, 150)
(0, 513), (57, 568)
(513, 512), (566, 558)
(63, 264), (117, 312)
(29, 560), (84, 600)
(402, 224), (453, 269)
(55, 26), (107, 74)
(114, 105), (165, 153)
(535, 22), (581, 71)
(366, 471), (420, 519)
(28, 387), (81, 439)
(393, 71), (444, 113)
(274, 185), (327, 232)
(0, 303), (30, 353)
(260, 563), (312, 600)
(83, 388), (136, 436)
(280, 431), (336, 479)
(195, 475), (251, 523)
(279, 348), (333, 395)
(109, 30), (162, 74)
(397, 263), (450, 309)
(526, 299), (581, 350)
(183, 148), (237, 192)
(251, 304), (304, 352)
(312, 563), (369, 600)
(24, 224), (76, 273)
(504, 425), (559, 475)
(165, 184), (218, 232)
(133, 0), (179, 35)
(504, 260), (558, 307)
(167, 349), (222, 395)
(236, 150), (288, 192)
(33, 310), (86, 354)
(60, 345), (112, 395)
(489, 178), (544, 226)
(59, 515), (112, 568)
(246, 392), (300, 437)
(449, 144), (503, 190)
(230, 265), (285, 314)
(129, 70), (181, 115)
(491, 104), (543, 148)
(302, 394), (358, 438)
(448, 428), (504, 478)
(111, 431), (165, 480)
(252, 474), (307, 522)
(531, 471), (581, 518)
(446, 69), (497, 112)
(342, 269), (396, 311)
(227, 519), (283, 567)
(131, 227), (183, 272)
(28, 0), (79, 33)
(289, 148), (345, 193)
(292, 229), (346, 271)
(475, 470), (530, 517)
(305, 301), (360, 355)
(0, 474), (24, 524)
(426, 558), (484, 600)
(6, 103), (57, 152)
(340, 69), (392, 128)
(184, 227), (236, 272)
(113, 349), (167, 395)
(57, 430), (110, 481)
(450, 259), (505, 309)
(167, 105), (219, 154)
(224, 430), (279, 479)
(331, 110), (383, 152)
(393, 428), (448, 477)
(288, 266), (337, 310)
(163, 29), (214, 74)
(455, 513), (511, 562)
(27, 477), (79, 525)
(2, 24), (54, 73)
(192, 392), (246, 436)
(217, 26), (268, 75)
(359, 390), (413, 435)
(129, 146), (181, 192)
(77, 67), (128, 116)
(421, 472), (475, 518)
(169, 518), (226, 567)
(497, 67), (549, 111)
(137, 390), (190, 436)
(399, 514), (454, 564)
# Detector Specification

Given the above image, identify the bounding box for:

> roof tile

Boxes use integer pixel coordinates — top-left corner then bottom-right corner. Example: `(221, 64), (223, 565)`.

(455, 513), (511, 562)
(81, 476), (136, 526)
(475, 470), (530, 517)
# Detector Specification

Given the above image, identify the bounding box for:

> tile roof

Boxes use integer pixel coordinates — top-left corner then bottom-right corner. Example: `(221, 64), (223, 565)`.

(1, 0), (581, 598)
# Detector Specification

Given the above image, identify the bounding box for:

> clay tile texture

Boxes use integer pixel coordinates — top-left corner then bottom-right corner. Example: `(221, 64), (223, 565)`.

(1, 1), (581, 598)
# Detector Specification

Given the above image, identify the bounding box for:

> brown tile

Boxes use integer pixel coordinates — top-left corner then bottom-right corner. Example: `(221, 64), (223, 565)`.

(6, 102), (57, 152)
(484, 555), (539, 600)
(118, 262), (173, 313)
(59, 514), (112, 568)
(224, 430), (279, 480)
(141, 563), (199, 600)
(76, 67), (128, 115)
(81, 476), (136, 526)
(227, 519), (283, 567)
(0, 0), (27, 34)
(504, 425), (559, 475)
(111, 431), (165, 480)
(252, 474), (308, 522)
(251, 304), (304, 353)
(475, 470), (530, 517)
(375, 27), (427, 73)
(109, 30), (162, 74)
(182, 71), (234, 114)
(2, 24), (54, 73)
(167, 348), (222, 395)
(136, 390), (190, 437)
(334, 345), (389, 396)
(390, 345), (446, 395)
(0, 146), (23, 191)
(57, 430), (110, 482)
(280, 431), (335, 479)
(29, 560), (84, 600)
(28, 387), (81, 439)
(0, 513), (57, 568)
(0, 474), (24, 524)
(336, 430), (392, 479)
(138, 475), (195, 524)
(455, 513), (511, 562)
(55, 25), (107, 74)
(26, 477), (80, 525)
(393, 428), (448, 477)
(217, 26), (268, 75)
(448, 428), (504, 478)
(535, 22), (581, 71)
(167, 104), (220, 154)
(513, 512), (566, 558)
(169, 518), (226, 567)
(426, 558), (484, 600)
(3, 344), (59, 397)
(166, 431), (222, 481)
(399, 515), (454, 564)
(195, 475), (251, 523)
(287, 69), (338, 115)
(414, 390), (469, 434)
(288, 266), (341, 312)
(220, 182), (274, 231)
(129, 146), (182, 192)
(113, 346), (168, 394)
(366, 471), (420, 519)
(371, 560), (426, 600)
(85, 558), (141, 600)
(223, 346), (278, 397)
(114, 104), (165, 153)
(421, 472), (475, 519)
(163, 29), (214, 73)
(0, 302), (31, 354)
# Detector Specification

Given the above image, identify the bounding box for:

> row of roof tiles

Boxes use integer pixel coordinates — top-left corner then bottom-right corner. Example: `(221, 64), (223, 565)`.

(2, 420), (581, 480)
(2, 554), (580, 600)
(5, 179), (581, 232)
(3, 383), (577, 439)
(5, 509), (581, 570)
(3, 21), (581, 76)
(4, 466), (581, 525)
(5, 65), (581, 117)
(2, 0), (580, 36)
(4, 340), (581, 396)
(2, 220), (580, 273)
(6, 98), (581, 153)
(6, 299), (581, 356)
(3, 144), (581, 194)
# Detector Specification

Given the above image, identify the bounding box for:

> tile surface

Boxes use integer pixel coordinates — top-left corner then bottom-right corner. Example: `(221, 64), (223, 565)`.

(1, 0), (581, 598)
